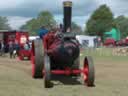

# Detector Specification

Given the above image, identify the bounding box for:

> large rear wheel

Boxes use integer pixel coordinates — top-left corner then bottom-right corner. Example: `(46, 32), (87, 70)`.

(31, 39), (44, 78)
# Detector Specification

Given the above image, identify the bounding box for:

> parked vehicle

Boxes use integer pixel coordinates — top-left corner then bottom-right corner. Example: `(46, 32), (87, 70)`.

(103, 28), (128, 47)
(0, 30), (31, 60)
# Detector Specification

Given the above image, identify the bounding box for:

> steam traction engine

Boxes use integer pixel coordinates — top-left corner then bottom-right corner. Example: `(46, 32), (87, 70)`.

(31, 1), (95, 88)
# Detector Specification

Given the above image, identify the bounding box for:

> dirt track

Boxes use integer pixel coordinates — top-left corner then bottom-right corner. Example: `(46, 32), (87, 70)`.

(0, 54), (128, 96)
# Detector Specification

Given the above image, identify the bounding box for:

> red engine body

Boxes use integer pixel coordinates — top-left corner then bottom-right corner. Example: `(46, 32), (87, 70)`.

(43, 32), (80, 68)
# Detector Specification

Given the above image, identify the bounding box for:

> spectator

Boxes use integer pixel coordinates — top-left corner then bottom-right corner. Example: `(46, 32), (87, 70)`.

(24, 42), (30, 50)
(0, 41), (5, 56)
(13, 41), (20, 58)
(94, 38), (98, 48)
(0, 41), (2, 56)
(9, 41), (14, 58)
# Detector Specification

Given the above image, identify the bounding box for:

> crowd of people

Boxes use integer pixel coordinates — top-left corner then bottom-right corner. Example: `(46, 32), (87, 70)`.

(0, 40), (20, 58)
(8, 41), (20, 58)
(0, 40), (31, 58)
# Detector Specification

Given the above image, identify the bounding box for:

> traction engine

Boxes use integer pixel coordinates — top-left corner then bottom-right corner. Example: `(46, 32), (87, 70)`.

(31, 1), (95, 88)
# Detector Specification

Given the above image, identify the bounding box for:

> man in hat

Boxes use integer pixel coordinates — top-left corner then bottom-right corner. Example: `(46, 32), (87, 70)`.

(38, 26), (49, 39)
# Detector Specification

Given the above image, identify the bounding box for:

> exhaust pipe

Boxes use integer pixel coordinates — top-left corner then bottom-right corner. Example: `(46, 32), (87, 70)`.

(63, 1), (72, 32)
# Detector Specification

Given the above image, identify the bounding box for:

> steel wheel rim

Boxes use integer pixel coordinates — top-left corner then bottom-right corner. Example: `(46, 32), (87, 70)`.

(32, 64), (35, 77)
(83, 58), (89, 83)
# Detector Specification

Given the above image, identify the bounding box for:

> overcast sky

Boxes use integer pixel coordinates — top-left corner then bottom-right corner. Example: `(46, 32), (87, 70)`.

(0, 0), (128, 29)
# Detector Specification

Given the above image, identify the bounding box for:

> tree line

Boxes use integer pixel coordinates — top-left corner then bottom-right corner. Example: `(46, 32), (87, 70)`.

(20, 11), (83, 35)
(0, 16), (11, 30)
(85, 4), (128, 39)
(0, 4), (128, 38)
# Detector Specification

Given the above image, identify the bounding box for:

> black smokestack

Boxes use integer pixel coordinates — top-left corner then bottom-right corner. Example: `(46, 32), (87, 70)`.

(63, 1), (72, 32)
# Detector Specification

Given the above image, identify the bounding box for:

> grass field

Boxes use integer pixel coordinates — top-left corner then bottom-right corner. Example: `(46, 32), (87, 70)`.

(0, 48), (128, 96)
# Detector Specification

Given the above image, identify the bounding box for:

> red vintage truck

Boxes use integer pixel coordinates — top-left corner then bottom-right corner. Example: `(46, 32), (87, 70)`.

(0, 30), (31, 60)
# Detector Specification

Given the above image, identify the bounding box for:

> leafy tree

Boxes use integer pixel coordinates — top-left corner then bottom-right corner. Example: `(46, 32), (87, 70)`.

(0, 16), (11, 30)
(71, 22), (83, 34)
(21, 11), (56, 35)
(114, 15), (128, 38)
(37, 11), (56, 30)
(85, 4), (114, 39)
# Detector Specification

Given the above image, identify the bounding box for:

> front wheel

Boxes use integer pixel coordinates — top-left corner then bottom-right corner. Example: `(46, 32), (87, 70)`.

(44, 55), (53, 88)
(83, 56), (95, 86)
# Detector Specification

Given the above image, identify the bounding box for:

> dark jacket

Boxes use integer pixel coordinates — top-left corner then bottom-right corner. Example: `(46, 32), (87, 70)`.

(0, 43), (1, 49)
(9, 43), (14, 52)
(14, 44), (20, 51)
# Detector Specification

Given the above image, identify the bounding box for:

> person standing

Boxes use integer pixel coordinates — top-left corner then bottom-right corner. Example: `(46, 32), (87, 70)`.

(0, 41), (5, 56)
(0, 41), (2, 56)
(9, 41), (14, 58)
(13, 41), (20, 58)
(24, 42), (30, 50)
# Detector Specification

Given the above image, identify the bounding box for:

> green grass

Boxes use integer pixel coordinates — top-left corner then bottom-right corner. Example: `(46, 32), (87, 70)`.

(0, 49), (128, 96)
(80, 48), (128, 62)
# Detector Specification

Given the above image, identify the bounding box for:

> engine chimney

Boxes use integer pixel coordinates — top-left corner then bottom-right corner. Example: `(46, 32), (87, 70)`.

(63, 1), (72, 32)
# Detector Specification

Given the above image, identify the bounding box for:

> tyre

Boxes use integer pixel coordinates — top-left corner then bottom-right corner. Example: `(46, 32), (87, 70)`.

(83, 56), (95, 86)
(32, 39), (44, 78)
(44, 54), (53, 88)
